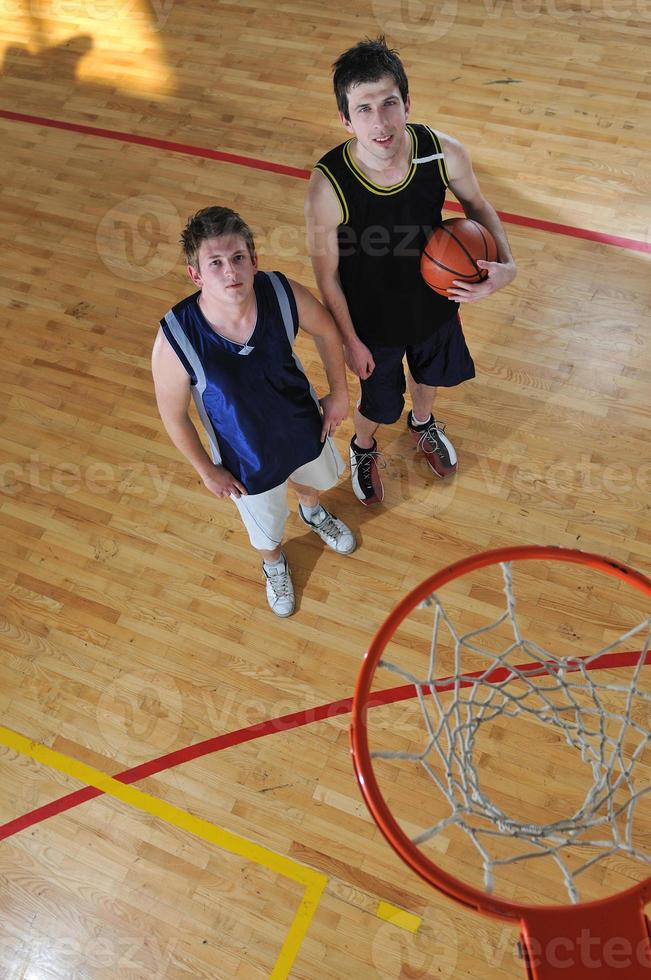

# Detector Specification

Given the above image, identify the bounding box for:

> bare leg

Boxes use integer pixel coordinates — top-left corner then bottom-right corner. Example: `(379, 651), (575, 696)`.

(407, 372), (437, 422)
(288, 480), (319, 510)
(353, 406), (380, 449)
(259, 545), (283, 563)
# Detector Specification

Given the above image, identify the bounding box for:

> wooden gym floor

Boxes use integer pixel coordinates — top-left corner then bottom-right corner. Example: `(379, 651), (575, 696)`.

(0, 1), (650, 977)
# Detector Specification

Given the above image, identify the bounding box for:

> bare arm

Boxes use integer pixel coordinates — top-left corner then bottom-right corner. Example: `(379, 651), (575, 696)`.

(304, 170), (375, 379)
(439, 132), (517, 303)
(151, 329), (247, 498)
(287, 279), (349, 441)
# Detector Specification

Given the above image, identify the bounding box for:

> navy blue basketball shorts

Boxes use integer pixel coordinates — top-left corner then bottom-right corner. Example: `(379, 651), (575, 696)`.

(358, 313), (476, 426)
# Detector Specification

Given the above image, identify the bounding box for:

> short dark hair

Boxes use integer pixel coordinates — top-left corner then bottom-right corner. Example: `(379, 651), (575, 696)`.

(332, 36), (409, 122)
(181, 206), (255, 270)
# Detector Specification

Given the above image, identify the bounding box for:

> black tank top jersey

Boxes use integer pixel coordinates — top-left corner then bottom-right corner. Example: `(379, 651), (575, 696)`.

(315, 124), (459, 347)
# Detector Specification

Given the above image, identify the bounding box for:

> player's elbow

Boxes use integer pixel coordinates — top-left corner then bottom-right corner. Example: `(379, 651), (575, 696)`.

(460, 193), (490, 219)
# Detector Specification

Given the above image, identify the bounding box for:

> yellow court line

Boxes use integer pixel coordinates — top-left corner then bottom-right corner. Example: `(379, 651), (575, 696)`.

(375, 900), (422, 934)
(0, 724), (327, 979)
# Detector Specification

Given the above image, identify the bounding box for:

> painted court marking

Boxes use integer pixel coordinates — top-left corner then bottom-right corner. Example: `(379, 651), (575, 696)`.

(1, 108), (649, 253)
(0, 723), (328, 979)
(0, 724), (423, 973)
(1, 65), (648, 974)
(376, 901), (421, 934)
(0, 662), (646, 966)
(1, 650), (644, 845)
(1, 652), (647, 970)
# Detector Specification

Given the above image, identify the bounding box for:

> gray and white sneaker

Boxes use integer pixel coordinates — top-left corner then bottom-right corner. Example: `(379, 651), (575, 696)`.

(262, 553), (295, 617)
(299, 505), (356, 555)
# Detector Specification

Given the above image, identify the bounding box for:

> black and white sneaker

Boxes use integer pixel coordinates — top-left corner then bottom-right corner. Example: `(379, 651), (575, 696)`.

(407, 411), (457, 477)
(299, 505), (356, 554)
(349, 437), (384, 505)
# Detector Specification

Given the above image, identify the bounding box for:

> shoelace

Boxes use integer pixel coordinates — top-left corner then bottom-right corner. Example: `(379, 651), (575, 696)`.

(312, 511), (344, 542)
(266, 564), (291, 599)
(351, 447), (386, 480)
(416, 419), (447, 458)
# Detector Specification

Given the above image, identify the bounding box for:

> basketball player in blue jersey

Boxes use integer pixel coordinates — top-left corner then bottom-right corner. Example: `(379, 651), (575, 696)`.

(152, 206), (356, 618)
(305, 37), (516, 505)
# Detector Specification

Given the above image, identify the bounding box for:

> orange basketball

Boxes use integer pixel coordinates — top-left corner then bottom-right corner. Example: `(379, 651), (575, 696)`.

(421, 218), (497, 296)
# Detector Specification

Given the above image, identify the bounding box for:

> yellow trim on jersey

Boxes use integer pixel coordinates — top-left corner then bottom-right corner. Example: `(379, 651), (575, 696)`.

(342, 126), (418, 195)
(424, 125), (450, 188)
(313, 163), (349, 225)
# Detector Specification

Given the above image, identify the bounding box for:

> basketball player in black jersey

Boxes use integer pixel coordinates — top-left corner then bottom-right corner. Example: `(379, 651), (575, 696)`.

(305, 37), (516, 505)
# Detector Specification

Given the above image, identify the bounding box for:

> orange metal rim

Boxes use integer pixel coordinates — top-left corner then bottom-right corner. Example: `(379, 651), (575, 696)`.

(350, 546), (651, 923)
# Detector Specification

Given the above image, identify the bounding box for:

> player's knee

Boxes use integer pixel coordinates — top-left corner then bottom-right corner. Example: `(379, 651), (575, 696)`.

(360, 397), (404, 426)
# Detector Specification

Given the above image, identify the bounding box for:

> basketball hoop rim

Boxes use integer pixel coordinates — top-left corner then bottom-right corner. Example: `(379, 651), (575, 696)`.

(350, 545), (651, 924)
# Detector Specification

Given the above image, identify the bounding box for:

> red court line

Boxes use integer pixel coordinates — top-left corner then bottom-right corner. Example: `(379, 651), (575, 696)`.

(0, 109), (310, 180)
(1, 649), (647, 842)
(442, 199), (651, 253)
(1, 108), (650, 254)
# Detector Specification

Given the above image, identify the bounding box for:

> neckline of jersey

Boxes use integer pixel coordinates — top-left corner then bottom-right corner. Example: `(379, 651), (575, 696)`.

(343, 125), (417, 194)
(194, 286), (259, 350)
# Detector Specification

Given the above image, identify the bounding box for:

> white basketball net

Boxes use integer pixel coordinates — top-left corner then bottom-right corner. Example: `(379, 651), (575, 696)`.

(374, 562), (651, 903)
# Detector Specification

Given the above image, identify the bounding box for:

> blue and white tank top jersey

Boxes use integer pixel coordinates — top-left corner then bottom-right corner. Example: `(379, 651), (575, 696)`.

(160, 271), (324, 495)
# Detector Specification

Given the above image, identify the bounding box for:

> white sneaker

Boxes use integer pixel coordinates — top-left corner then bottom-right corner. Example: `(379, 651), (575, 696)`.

(262, 553), (295, 617)
(299, 505), (356, 555)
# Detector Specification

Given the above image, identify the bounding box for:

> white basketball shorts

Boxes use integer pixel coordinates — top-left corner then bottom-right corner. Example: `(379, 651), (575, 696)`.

(231, 438), (344, 551)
